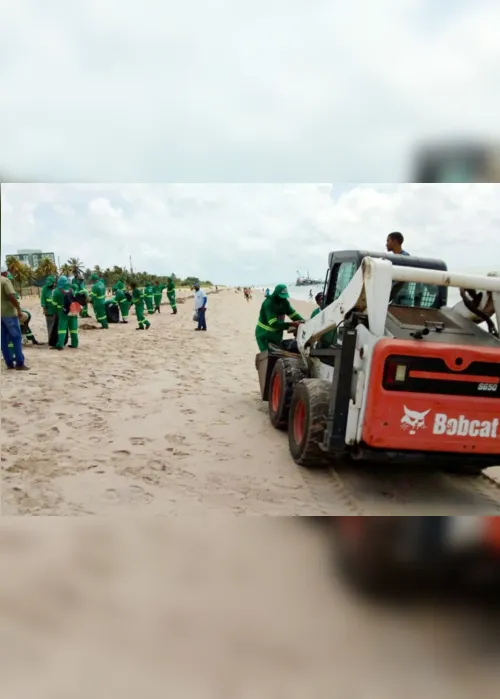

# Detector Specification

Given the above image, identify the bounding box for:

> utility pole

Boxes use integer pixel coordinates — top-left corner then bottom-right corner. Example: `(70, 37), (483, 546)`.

(129, 255), (134, 274)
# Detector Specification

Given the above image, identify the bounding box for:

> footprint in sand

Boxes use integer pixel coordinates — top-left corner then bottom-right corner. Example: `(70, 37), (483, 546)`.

(101, 486), (153, 505)
(181, 408), (196, 415)
(113, 449), (131, 457)
(129, 437), (153, 446)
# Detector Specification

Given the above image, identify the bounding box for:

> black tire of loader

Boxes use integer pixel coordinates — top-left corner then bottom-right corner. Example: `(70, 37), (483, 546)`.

(288, 379), (331, 468)
(268, 358), (307, 430)
(332, 517), (417, 599)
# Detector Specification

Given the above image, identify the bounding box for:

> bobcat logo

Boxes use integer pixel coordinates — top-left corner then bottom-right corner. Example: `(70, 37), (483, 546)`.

(400, 406), (430, 435)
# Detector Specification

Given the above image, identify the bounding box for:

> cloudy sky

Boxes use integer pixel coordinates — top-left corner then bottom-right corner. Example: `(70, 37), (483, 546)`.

(1, 1), (499, 181)
(2, 183), (499, 285)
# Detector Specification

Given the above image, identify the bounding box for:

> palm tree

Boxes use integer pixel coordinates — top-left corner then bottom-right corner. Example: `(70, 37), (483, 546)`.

(60, 263), (72, 276)
(67, 257), (84, 276)
(36, 257), (58, 278)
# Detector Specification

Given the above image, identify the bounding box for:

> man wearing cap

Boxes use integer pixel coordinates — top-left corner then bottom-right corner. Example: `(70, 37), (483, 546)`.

(255, 284), (304, 351)
(1, 264), (29, 369)
(90, 273), (108, 328)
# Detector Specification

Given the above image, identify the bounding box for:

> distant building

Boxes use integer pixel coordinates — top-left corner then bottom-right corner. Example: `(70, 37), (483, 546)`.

(8, 250), (56, 268)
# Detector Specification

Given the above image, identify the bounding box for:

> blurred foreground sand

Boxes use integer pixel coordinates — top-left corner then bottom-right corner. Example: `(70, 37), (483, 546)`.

(0, 518), (499, 698)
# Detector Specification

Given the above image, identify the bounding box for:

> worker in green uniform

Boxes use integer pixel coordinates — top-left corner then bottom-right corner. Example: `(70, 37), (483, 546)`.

(144, 282), (155, 314)
(130, 281), (151, 330)
(112, 280), (130, 323)
(255, 284), (304, 351)
(166, 276), (177, 314)
(310, 292), (337, 347)
(41, 275), (56, 338)
(153, 280), (165, 313)
(72, 275), (90, 317)
(90, 273), (108, 328)
(52, 275), (79, 350)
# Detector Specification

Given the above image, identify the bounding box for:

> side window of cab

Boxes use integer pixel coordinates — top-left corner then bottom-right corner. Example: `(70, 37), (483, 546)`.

(333, 262), (357, 300)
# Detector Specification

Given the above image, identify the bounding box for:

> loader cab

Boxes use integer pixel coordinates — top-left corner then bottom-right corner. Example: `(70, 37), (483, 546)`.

(322, 250), (449, 312)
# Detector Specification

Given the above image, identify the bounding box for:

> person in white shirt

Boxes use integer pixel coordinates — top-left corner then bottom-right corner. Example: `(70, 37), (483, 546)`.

(193, 283), (208, 331)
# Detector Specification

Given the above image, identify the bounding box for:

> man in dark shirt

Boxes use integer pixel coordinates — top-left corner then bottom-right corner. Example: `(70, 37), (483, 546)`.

(386, 231), (409, 256)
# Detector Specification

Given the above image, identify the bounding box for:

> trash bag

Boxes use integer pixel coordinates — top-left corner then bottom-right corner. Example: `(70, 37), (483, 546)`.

(105, 302), (120, 324)
(193, 310), (199, 322)
(49, 315), (68, 347)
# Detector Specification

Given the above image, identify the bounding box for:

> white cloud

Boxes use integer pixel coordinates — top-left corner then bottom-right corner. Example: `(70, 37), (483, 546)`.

(1, 183), (499, 284)
(1, 1), (499, 181)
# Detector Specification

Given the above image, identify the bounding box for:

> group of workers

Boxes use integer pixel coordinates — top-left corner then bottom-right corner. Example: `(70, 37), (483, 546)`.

(1, 263), (180, 367)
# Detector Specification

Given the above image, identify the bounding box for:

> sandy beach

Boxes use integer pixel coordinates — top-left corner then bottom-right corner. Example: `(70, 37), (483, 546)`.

(2, 289), (500, 515)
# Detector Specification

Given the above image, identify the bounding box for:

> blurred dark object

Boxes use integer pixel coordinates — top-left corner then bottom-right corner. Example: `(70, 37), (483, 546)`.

(328, 516), (500, 599)
(413, 143), (500, 182)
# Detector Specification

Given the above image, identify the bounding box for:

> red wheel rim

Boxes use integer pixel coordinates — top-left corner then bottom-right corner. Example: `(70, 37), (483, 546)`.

(339, 516), (365, 542)
(271, 373), (281, 413)
(293, 399), (306, 444)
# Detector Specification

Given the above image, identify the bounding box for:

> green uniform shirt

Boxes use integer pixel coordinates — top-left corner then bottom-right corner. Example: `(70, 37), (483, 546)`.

(132, 288), (144, 305)
(1, 276), (18, 317)
(41, 283), (55, 315)
(91, 281), (106, 302)
(257, 297), (303, 333)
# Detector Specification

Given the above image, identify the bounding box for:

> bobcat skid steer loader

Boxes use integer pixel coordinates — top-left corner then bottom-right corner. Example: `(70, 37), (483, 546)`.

(257, 251), (500, 475)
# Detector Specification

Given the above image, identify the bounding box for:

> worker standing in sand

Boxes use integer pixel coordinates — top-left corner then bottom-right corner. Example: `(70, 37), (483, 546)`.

(52, 275), (79, 350)
(193, 283), (207, 331)
(166, 276), (177, 315)
(72, 274), (90, 318)
(90, 273), (108, 328)
(153, 280), (165, 313)
(130, 281), (151, 330)
(255, 284), (304, 352)
(2, 269), (42, 347)
(1, 265), (29, 370)
(113, 280), (131, 323)
(255, 284), (304, 351)
(144, 281), (155, 315)
(41, 274), (57, 338)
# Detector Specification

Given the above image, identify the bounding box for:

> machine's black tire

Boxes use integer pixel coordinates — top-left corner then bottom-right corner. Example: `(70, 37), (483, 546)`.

(288, 379), (331, 468)
(268, 357), (307, 430)
(441, 464), (484, 477)
(331, 517), (416, 599)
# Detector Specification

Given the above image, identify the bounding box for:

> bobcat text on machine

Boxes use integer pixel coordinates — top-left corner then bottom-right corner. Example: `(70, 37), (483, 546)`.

(255, 250), (500, 475)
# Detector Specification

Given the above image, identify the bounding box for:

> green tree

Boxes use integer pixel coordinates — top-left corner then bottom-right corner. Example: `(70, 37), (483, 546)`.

(67, 257), (84, 276)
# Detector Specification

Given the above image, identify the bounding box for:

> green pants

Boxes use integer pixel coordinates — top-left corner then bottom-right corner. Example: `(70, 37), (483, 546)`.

(145, 295), (154, 314)
(255, 326), (283, 352)
(119, 299), (130, 319)
(80, 305), (90, 318)
(56, 313), (79, 348)
(154, 294), (162, 310)
(167, 291), (177, 312)
(93, 300), (109, 328)
(135, 303), (151, 329)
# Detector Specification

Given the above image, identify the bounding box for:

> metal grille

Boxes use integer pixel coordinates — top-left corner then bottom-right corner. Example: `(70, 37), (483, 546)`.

(388, 306), (462, 330)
